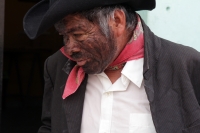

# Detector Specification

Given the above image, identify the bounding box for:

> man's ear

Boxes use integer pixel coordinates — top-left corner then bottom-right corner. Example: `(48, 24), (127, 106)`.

(109, 9), (126, 37)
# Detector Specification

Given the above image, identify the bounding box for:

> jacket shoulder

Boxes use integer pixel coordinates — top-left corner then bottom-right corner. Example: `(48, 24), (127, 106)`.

(47, 49), (68, 65)
(159, 38), (200, 63)
(44, 50), (69, 82)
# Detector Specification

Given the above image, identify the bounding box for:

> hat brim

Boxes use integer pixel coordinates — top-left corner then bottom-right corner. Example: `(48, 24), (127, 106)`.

(23, 0), (155, 39)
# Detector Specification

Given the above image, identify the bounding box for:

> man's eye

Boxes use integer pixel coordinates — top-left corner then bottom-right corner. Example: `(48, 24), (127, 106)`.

(73, 33), (87, 41)
(73, 34), (81, 37)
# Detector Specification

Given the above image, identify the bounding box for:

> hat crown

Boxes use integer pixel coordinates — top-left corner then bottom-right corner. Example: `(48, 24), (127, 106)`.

(24, 0), (156, 39)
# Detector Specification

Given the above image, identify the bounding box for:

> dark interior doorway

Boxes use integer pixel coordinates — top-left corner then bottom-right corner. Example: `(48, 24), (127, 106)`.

(2, 0), (62, 132)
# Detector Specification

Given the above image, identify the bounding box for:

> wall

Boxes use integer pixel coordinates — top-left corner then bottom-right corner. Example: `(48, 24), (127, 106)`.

(138, 0), (200, 51)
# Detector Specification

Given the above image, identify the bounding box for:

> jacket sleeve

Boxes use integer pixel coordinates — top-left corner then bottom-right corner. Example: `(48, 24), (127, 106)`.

(38, 57), (53, 133)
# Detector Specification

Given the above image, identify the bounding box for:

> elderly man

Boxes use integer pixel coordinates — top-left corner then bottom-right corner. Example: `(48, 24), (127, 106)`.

(23, 0), (200, 133)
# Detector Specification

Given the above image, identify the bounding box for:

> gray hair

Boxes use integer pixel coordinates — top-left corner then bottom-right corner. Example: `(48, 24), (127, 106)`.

(55, 5), (137, 38)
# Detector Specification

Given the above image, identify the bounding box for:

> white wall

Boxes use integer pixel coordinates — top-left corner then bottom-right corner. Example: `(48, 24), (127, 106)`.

(138, 0), (200, 51)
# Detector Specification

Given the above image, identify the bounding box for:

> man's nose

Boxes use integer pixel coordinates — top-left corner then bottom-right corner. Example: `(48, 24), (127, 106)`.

(64, 37), (81, 56)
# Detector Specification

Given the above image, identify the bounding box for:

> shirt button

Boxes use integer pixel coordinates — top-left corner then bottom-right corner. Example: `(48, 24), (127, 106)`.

(106, 92), (111, 96)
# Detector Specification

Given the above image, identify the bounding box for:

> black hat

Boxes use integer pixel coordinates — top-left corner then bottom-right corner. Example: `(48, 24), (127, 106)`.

(23, 0), (156, 39)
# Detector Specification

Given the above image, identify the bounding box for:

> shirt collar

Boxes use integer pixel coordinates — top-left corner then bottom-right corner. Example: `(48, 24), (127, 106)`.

(121, 58), (144, 88)
(93, 58), (144, 90)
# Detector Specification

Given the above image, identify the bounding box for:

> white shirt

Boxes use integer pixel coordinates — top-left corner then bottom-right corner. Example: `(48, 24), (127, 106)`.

(80, 58), (156, 133)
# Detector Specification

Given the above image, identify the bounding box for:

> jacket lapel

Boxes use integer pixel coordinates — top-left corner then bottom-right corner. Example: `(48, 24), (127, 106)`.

(141, 18), (161, 132)
(63, 76), (87, 133)
(60, 59), (87, 133)
(142, 18), (156, 102)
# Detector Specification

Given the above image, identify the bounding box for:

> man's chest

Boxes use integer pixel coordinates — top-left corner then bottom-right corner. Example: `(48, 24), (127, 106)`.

(80, 74), (156, 133)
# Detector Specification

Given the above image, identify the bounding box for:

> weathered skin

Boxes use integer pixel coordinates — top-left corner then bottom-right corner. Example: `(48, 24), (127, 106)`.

(58, 15), (118, 74)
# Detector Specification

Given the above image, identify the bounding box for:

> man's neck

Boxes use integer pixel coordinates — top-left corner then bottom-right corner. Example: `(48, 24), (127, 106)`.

(104, 68), (123, 84)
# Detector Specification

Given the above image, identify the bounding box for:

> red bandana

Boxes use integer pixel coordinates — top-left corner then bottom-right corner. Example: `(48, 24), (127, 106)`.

(60, 15), (144, 99)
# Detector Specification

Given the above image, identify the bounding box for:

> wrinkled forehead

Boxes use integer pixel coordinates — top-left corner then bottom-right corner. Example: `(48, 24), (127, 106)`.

(55, 14), (98, 33)
(63, 14), (87, 25)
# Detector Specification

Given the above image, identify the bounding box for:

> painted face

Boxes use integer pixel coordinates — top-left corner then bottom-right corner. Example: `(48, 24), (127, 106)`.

(58, 15), (119, 74)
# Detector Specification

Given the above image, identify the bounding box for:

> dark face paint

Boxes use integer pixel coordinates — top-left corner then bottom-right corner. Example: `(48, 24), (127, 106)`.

(59, 15), (118, 74)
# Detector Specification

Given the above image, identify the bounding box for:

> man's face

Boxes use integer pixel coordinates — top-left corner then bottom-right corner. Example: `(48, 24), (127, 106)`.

(58, 15), (119, 74)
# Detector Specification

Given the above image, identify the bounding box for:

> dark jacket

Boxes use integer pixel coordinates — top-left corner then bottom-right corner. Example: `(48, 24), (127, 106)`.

(38, 20), (200, 133)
